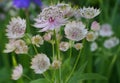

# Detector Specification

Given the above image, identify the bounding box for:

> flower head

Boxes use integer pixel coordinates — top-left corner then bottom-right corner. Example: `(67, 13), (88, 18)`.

(11, 64), (23, 80)
(59, 42), (69, 51)
(104, 37), (119, 49)
(31, 53), (50, 74)
(32, 35), (44, 47)
(90, 42), (98, 52)
(65, 21), (87, 41)
(4, 39), (16, 53)
(56, 3), (74, 17)
(80, 7), (100, 19)
(74, 43), (83, 50)
(52, 59), (61, 69)
(91, 21), (100, 31)
(34, 6), (67, 32)
(86, 31), (98, 42)
(99, 24), (113, 37)
(6, 17), (26, 39)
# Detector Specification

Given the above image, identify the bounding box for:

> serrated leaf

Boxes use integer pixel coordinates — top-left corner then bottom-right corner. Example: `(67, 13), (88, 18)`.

(30, 78), (49, 83)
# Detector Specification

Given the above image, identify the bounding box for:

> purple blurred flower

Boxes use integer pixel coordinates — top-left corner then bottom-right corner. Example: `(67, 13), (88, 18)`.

(13, 0), (42, 9)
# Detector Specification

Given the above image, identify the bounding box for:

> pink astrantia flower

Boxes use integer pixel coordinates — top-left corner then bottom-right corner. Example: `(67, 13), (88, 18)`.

(34, 6), (67, 32)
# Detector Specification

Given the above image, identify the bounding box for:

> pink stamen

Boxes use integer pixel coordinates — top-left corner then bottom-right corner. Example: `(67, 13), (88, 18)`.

(49, 17), (54, 23)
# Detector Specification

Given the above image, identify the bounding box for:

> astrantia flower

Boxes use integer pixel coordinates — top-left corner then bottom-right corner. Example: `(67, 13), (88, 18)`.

(6, 17), (26, 39)
(52, 59), (61, 69)
(11, 64), (23, 80)
(90, 42), (98, 52)
(104, 37), (119, 49)
(59, 42), (69, 51)
(80, 7), (100, 19)
(56, 3), (74, 17)
(32, 35), (44, 47)
(65, 21), (87, 41)
(14, 40), (28, 54)
(31, 53), (50, 74)
(74, 43), (83, 50)
(34, 6), (67, 32)
(91, 21), (100, 31)
(13, 0), (42, 8)
(4, 40), (16, 53)
(86, 31), (98, 42)
(99, 24), (113, 37)
(43, 33), (51, 41)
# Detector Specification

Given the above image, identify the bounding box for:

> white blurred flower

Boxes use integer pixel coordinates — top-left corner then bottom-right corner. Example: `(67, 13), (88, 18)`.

(90, 42), (98, 52)
(86, 31), (98, 42)
(99, 24), (113, 37)
(74, 43), (83, 50)
(11, 64), (23, 80)
(4, 40), (16, 53)
(6, 17), (26, 39)
(32, 35), (44, 47)
(52, 59), (61, 69)
(34, 6), (67, 32)
(14, 40), (28, 54)
(59, 42), (69, 51)
(74, 9), (82, 20)
(65, 21), (87, 41)
(31, 53), (50, 74)
(104, 37), (119, 49)
(80, 7), (100, 19)
(91, 21), (100, 31)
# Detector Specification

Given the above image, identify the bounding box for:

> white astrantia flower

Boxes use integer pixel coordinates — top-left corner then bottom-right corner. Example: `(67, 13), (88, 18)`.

(14, 40), (28, 54)
(32, 35), (44, 47)
(11, 64), (23, 80)
(65, 21), (88, 41)
(80, 7), (100, 19)
(52, 59), (62, 69)
(6, 17), (26, 39)
(104, 37), (119, 49)
(99, 24), (113, 37)
(74, 43), (83, 50)
(4, 40), (16, 53)
(90, 42), (98, 52)
(59, 42), (69, 51)
(31, 53), (50, 74)
(86, 31), (98, 42)
(34, 6), (67, 32)
(91, 21), (100, 31)
(56, 3), (74, 17)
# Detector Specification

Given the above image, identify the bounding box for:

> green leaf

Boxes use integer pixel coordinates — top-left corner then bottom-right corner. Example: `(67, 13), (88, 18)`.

(69, 73), (107, 83)
(77, 62), (88, 74)
(30, 78), (49, 83)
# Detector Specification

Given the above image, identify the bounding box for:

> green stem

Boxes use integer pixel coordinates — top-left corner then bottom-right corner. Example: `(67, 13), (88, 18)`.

(65, 39), (86, 83)
(23, 74), (32, 81)
(53, 30), (61, 83)
(69, 40), (74, 59)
